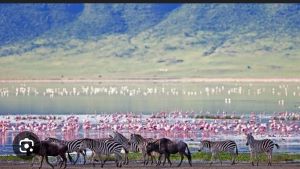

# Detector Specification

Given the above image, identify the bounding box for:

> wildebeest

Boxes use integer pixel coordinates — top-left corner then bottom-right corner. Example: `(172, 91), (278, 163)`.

(44, 137), (86, 165)
(31, 155), (64, 168)
(146, 138), (192, 167)
(32, 140), (69, 169)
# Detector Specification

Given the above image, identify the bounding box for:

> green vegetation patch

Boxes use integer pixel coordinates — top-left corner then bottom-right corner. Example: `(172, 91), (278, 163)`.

(1, 152), (299, 163)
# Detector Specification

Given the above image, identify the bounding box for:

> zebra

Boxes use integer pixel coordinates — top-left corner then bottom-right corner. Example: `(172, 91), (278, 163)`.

(129, 136), (160, 165)
(90, 137), (125, 164)
(198, 140), (238, 165)
(111, 131), (130, 165)
(129, 133), (159, 165)
(79, 138), (124, 168)
(45, 137), (87, 165)
(246, 133), (279, 166)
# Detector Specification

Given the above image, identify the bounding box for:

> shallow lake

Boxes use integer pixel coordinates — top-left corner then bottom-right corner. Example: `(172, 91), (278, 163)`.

(0, 82), (299, 114)
(0, 82), (300, 155)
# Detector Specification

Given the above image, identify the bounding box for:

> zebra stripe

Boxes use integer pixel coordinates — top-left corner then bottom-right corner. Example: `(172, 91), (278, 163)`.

(112, 131), (130, 150)
(246, 133), (279, 166)
(129, 134), (157, 165)
(45, 137), (86, 164)
(130, 134), (155, 152)
(199, 140), (238, 165)
(130, 141), (140, 152)
(112, 131), (130, 164)
(80, 138), (123, 168)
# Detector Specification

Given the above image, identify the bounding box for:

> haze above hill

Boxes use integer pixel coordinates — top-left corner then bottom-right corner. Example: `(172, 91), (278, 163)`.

(0, 4), (299, 80)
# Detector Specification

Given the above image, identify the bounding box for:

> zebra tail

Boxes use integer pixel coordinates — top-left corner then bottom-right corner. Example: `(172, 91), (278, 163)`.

(236, 146), (239, 155)
(67, 152), (73, 163)
(275, 144), (280, 149)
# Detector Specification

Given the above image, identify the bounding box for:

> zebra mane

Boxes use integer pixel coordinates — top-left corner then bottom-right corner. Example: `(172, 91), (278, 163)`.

(201, 140), (211, 149)
(113, 131), (129, 141)
(247, 133), (255, 141)
(132, 134), (145, 142)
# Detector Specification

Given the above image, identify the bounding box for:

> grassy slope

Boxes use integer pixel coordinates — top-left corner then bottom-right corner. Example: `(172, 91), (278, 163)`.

(0, 34), (299, 80)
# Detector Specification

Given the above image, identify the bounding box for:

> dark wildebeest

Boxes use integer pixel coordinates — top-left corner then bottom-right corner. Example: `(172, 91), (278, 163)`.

(146, 138), (192, 167)
(32, 140), (69, 169)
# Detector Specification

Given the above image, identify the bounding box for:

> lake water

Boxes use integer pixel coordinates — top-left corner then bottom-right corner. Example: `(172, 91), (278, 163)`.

(0, 82), (300, 155)
(0, 82), (299, 114)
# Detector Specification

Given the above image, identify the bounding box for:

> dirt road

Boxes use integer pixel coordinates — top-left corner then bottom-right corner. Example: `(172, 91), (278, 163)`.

(1, 161), (300, 169)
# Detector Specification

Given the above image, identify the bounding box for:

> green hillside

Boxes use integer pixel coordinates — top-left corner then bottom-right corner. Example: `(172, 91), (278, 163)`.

(0, 4), (299, 80)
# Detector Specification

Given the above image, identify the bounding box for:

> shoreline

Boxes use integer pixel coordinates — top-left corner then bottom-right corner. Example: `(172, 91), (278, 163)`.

(0, 160), (300, 169)
(1, 78), (300, 83)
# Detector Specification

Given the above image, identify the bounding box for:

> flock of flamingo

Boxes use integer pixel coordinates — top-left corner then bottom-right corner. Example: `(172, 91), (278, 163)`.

(0, 83), (299, 154)
(0, 84), (300, 107)
(1, 111), (299, 145)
